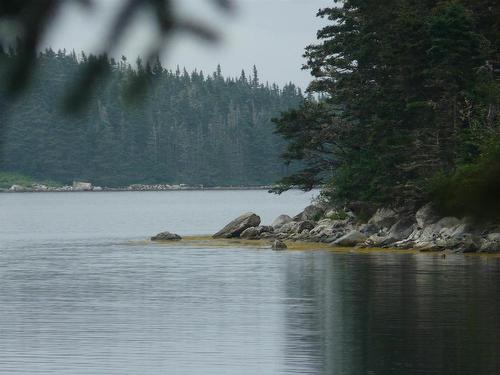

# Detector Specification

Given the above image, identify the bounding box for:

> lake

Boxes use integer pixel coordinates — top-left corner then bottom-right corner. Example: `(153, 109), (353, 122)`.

(0, 190), (499, 374)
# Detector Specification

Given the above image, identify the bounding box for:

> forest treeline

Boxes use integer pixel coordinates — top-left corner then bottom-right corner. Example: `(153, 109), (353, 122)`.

(275, 0), (499, 220)
(0, 48), (303, 186)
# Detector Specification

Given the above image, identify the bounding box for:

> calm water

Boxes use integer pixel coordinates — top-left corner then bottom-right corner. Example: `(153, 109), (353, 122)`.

(0, 191), (499, 375)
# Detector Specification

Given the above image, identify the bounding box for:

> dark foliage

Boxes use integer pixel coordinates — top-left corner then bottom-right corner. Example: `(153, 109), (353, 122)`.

(274, 0), (499, 220)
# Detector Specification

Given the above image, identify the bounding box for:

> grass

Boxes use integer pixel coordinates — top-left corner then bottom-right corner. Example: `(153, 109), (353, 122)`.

(0, 172), (60, 189)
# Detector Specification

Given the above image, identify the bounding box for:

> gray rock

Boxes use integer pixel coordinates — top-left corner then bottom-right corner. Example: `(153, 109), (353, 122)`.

(456, 236), (481, 253)
(272, 240), (287, 250)
(258, 225), (274, 234)
(151, 231), (182, 241)
(368, 208), (399, 229)
(388, 219), (416, 241)
(272, 214), (293, 229)
(415, 203), (439, 228)
(296, 220), (315, 232)
(276, 221), (296, 234)
(213, 212), (261, 238)
(479, 233), (500, 252)
(293, 205), (325, 222)
(332, 230), (367, 247)
(359, 223), (379, 235)
(240, 225), (274, 239)
(240, 227), (260, 239)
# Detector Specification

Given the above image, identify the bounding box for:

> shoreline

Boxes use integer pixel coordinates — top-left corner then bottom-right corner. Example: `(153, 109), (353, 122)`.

(176, 204), (499, 254)
(0, 186), (275, 193)
(147, 236), (500, 258)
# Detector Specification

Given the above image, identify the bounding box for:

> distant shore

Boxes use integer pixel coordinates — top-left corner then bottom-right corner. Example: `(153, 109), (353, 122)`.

(0, 184), (275, 193)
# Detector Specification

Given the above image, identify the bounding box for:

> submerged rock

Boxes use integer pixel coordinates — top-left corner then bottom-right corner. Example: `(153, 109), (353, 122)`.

(151, 231), (182, 241)
(272, 240), (287, 250)
(213, 212), (261, 238)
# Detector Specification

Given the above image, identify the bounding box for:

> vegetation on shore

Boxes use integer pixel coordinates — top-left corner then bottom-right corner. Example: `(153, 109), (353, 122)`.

(0, 49), (303, 187)
(274, 0), (499, 221)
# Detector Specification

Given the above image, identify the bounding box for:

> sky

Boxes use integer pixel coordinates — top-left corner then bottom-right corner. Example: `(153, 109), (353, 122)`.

(42, 0), (331, 89)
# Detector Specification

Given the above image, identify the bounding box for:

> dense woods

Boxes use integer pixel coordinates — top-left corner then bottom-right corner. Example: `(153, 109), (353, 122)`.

(275, 0), (499, 220)
(0, 49), (303, 186)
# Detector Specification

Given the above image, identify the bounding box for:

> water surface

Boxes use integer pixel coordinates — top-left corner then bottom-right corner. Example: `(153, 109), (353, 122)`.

(0, 191), (499, 374)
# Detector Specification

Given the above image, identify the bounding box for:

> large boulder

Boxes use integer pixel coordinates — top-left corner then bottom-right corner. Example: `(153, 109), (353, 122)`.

(213, 212), (261, 238)
(368, 208), (399, 229)
(271, 214), (293, 229)
(293, 204), (325, 222)
(151, 231), (182, 241)
(332, 230), (367, 247)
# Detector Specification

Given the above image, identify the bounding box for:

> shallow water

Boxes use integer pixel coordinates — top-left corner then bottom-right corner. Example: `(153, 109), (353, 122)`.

(0, 191), (499, 374)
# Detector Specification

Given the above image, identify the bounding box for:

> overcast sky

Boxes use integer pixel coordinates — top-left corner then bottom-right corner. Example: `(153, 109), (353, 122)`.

(42, 0), (331, 89)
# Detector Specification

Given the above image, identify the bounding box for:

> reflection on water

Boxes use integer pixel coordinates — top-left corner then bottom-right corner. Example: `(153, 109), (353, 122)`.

(0, 192), (499, 374)
(283, 252), (500, 375)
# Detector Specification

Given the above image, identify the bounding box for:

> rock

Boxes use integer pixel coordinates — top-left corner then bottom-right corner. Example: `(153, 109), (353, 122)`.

(296, 220), (315, 232)
(456, 236), (481, 253)
(272, 240), (287, 250)
(479, 233), (500, 252)
(332, 230), (367, 247)
(359, 223), (379, 235)
(276, 221), (296, 234)
(368, 208), (399, 229)
(240, 225), (274, 239)
(9, 184), (25, 191)
(388, 218), (416, 242)
(293, 205), (325, 222)
(258, 225), (274, 234)
(213, 212), (261, 238)
(151, 231), (182, 241)
(415, 203), (439, 228)
(240, 227), (260, 239)
(272, 214), (293, 229)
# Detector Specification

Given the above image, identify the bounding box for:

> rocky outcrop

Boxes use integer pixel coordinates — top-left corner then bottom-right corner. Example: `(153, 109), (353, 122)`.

(213, 212), (261, 238)
(151, 231), (182, 241)
(205, 204), (497, 253)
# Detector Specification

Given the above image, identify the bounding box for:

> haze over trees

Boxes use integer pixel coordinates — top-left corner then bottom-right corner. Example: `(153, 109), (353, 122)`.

(0, 48), (303, 186)
(275, 0), (499, 220)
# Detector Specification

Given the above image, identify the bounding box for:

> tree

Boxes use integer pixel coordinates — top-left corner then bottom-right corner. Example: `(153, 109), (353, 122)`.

(274, 0), (499, 217)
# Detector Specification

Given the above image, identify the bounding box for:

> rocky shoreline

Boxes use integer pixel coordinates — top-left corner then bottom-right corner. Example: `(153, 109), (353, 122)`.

(160, 203), (499, 253)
